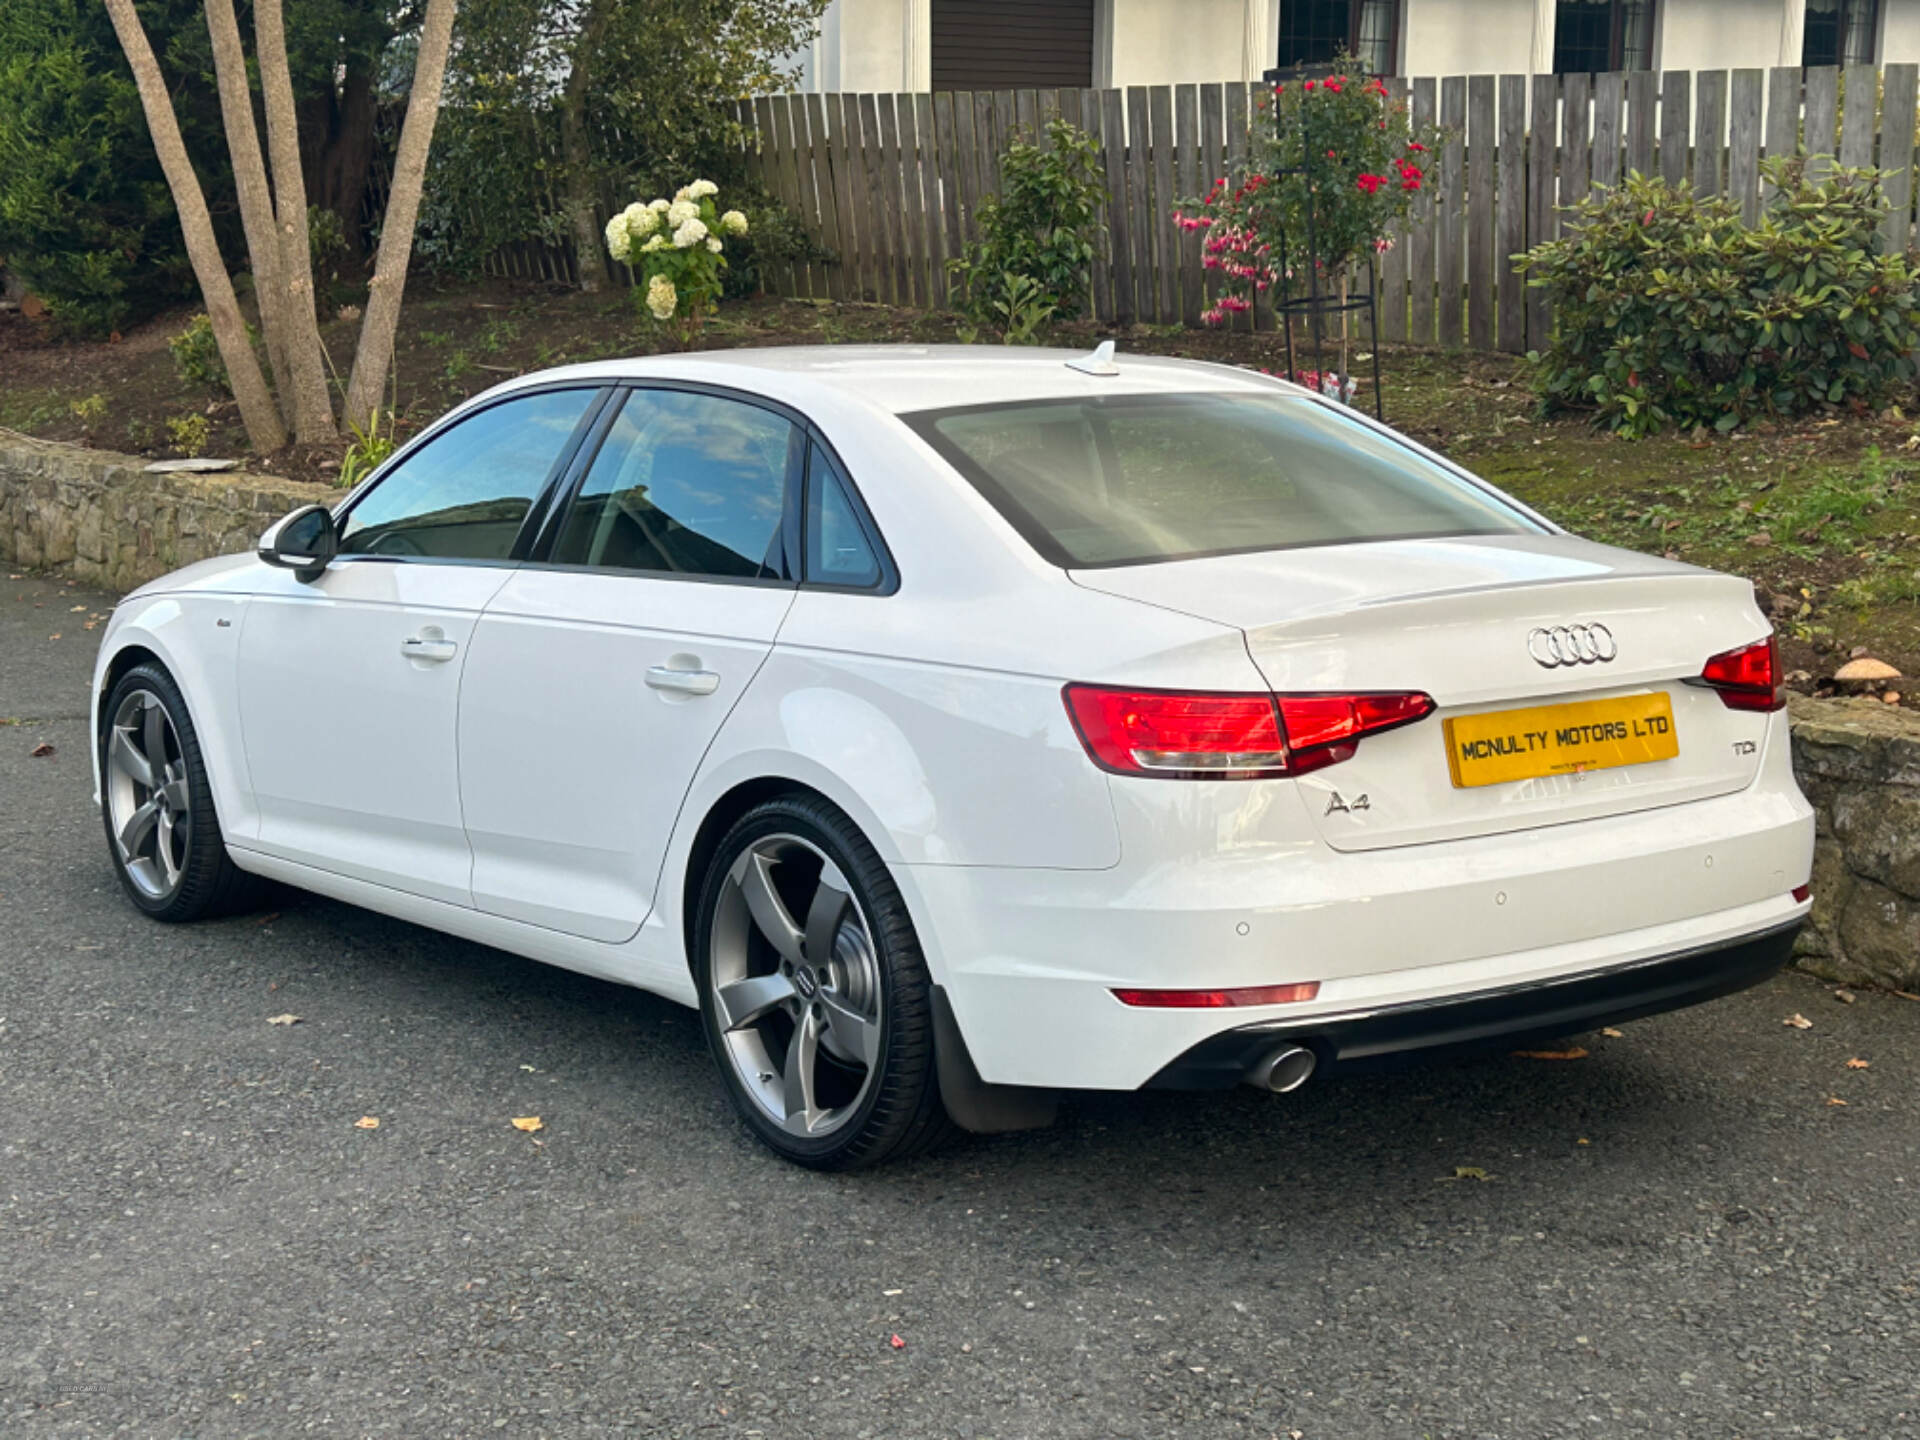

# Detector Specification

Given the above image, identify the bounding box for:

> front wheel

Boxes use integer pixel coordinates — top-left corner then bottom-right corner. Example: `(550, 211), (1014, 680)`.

(693, 795), (952, 1170)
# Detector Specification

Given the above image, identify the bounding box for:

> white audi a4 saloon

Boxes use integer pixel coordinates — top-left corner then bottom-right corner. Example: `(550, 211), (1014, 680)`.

(91, 345), (1815, 1168)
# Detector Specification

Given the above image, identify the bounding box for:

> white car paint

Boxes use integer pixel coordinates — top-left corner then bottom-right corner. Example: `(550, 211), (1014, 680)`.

(91, 347), (1815, 1093)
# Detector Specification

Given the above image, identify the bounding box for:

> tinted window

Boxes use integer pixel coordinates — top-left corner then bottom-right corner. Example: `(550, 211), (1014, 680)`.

(552, 389), (797, 579)
(907, 392), (1539, 568)
(338, 389), (597, 561)
(805, 445), (882, 588)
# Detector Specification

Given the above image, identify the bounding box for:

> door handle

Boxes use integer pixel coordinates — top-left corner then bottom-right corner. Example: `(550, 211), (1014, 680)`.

(401, 635), (458, 663)
(646, 664), (721, 696)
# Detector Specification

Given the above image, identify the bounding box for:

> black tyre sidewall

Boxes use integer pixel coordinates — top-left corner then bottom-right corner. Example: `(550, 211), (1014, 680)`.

(693, 796), (942, 1170)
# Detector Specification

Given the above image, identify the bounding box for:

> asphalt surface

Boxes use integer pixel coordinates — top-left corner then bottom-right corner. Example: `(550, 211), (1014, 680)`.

(2, 569), (1918, 1440)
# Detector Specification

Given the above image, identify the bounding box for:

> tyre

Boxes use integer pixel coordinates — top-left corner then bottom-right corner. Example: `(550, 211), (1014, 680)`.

(99, 661), (266, 922)
(693, 794), (953, 1170)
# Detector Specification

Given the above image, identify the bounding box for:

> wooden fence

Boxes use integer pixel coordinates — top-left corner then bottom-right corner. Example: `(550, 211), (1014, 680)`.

(487, 64), (1920, 354)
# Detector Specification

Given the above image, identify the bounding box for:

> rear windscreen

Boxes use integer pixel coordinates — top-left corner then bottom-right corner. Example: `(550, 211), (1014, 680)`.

(905, 391), (1540, 568)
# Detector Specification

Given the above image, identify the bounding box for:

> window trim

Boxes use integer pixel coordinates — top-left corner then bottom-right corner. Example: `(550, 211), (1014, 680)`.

(901, 389), (1544, 572)
(327, 382), (613, 569)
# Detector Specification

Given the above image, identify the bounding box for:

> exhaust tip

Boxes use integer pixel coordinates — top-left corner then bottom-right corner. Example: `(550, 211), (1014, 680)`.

(1246, 1043), (1317, 1094)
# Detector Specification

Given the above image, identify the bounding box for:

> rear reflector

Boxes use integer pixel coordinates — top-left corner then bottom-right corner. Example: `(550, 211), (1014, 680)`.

(1064, 684), (1434, 779)
(1791, 883), (1812, 903)
(1113, 981), (1321, 1008)
(1698, 634), (1785, 712)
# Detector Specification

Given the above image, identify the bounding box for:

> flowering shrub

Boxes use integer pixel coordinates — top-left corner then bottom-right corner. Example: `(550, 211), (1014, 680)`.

(604, 179), (750, 344)
(1174, 60), (1441, 329)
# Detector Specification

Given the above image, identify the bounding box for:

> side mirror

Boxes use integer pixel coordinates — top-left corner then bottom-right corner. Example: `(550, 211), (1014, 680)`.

(257, 504), (338, 582)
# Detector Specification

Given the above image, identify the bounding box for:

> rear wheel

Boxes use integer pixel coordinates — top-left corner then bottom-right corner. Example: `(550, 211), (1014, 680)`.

(693, 795), (952, 1170)
(100, 662), (265, 922)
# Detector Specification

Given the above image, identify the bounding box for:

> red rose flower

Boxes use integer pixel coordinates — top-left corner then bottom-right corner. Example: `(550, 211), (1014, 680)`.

(1356, 173), (1387, 194)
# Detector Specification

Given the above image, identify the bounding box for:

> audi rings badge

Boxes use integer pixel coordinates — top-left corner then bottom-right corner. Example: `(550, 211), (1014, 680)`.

(1527, 623), (1618, 668)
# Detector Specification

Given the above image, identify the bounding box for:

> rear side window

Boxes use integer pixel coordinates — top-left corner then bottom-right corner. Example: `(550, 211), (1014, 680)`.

(338, 388), (597, 561)
(551, 388), (799, 579)
(805, 445), (882, 588)
(905, 391), (1540, 568)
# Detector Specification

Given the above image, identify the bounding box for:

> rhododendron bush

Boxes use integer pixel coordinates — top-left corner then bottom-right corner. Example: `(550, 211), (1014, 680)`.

(604, 179), (750, 345)
(1175, 61), (1442, 337)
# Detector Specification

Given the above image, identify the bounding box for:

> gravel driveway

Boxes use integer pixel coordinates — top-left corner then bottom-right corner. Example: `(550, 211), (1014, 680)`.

(3, 570), (1916, 1438)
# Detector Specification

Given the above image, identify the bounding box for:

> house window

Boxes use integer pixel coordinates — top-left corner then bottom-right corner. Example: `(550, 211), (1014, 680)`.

(1277, 0), (1399, 77)
(1551, 0), (1656, 74)
(1804, 0), (1878, 66)
(930, 0), (1095, 91)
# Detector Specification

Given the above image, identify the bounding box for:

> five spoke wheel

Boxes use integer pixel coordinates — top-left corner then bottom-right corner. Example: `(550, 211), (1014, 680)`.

(105, 688), (190, 901)
(708, 834), (884, 1139)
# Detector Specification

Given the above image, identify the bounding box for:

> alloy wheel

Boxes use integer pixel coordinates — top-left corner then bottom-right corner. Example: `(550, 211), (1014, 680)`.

(708, 833), (885, 1138)
(105, 688), (191, 901)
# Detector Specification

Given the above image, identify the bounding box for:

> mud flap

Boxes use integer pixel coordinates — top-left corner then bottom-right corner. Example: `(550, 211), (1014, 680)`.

(931, 985), (1059, 1134)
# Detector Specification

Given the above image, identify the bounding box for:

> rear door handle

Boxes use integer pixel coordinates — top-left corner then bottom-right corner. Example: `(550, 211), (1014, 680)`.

(401, 635), (458, 663)
(645, 664), (721, 696)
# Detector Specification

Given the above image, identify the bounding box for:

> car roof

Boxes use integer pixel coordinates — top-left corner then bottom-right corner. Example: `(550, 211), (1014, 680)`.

(483, 345), (1293, 417)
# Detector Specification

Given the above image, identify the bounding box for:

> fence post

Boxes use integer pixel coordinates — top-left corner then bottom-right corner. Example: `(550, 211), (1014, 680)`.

(1695, 71), (1727, 197)
(1496, 74), (1527, 354)
(1174, 84), (1202, 326)
(1100, 88), (1135, 326)
(1526, 72), (1557, 350)
(1379, 77), (1409, 345)
(1591, 72), (1624, 192)
(1729, 70), (1763, 224)
(1881, 65), (1919, 254)
(1659, 71), (1689, 189)
(1804, 67), (1838, 179)
(1125, 87), (1156, 322)
(1408, 76), (1437, 346)
(1438, 75), (1467, 349)
(1467, 75), (1496, 353)
(1149, 85), (1179, 324)
(1841, 63), (1878, 169)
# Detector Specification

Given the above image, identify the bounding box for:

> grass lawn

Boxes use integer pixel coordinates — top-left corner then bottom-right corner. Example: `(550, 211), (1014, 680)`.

(3, 279), (1914, 705)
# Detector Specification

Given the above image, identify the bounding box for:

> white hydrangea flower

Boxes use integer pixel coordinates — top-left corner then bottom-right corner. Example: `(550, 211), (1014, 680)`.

(673, 216), (709, 248)
(629, 205), (660, 236)
(688, 179), (719, 199)
(666, 198), (699, 227)
(646, 274), (677, 321)
(706, 236), (723, 253)
(622, 202), (649, 229)
(649, 198), (670, 212)
(673, 185), (691, 202)
(719, 209), (749, 236)
(641, 233), (667, 252)
(604, 214), (631, 262)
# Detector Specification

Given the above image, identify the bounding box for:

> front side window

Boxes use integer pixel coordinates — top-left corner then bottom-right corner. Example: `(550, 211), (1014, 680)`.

(1277, 0), (1398, 77)
(1804, 0), (1878, 67)
(906, 391), (1540, 569)
(338, 388), (598, 561)
(1552, 0), (1656, 74)
(550, 388), (799, 579)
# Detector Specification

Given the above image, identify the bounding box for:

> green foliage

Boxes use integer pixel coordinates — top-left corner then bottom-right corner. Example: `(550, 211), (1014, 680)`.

(338, 407), (396, 488)
(168, 313), (228, 393)
(69, 392), (106, 423)
(1520, 160), (1920, 438)
(1174, 58), (1441, 324)
(0, 0), (219, 335)
(166, 412), (210, 457)
(720, 192), (830, 298)
(949, 118), (1103, 331)
(955, 274), (1057, 346)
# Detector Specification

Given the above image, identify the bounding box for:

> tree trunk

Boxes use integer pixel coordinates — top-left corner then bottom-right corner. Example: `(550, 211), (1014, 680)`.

(301, 60), (379, 254)
(255, 0), (336, 443)
(103, 0), (286, 454)
(559, 0), (612, 293)
(203, 0), (292, 425)
(343, 0), (458, 433)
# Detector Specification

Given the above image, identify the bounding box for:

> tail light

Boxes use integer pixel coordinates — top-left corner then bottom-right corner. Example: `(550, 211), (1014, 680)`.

(1113, 981), (1321, 1008)
(1697, 635), (1784, 712)
(1063, 684), (1434, 779)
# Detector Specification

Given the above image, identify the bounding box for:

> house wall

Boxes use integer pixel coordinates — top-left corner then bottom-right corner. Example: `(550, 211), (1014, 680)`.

(1885, 0), (1920, 65)
(1655, 0), (1789, 71)
(1106, 0), (1261, 87)
(1399, 0), (1537, 78)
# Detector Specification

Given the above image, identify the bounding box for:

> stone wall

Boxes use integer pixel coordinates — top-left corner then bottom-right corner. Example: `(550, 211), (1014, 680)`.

(0, 428), (331, 593)
(1789, 695), (1920, 990)
(2, 432), (1917, 988)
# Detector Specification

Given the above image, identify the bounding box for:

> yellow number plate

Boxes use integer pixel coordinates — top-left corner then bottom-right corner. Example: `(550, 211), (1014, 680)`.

(1444, 693), (1679, 789)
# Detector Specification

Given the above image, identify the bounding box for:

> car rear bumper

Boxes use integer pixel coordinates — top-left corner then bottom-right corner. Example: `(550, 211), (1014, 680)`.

(1143, 918), (1800, 1088)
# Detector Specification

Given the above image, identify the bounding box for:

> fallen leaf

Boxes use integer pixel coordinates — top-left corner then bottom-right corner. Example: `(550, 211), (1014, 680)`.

(1895, 990), (1920, 1002)
(1827, 1096), (1848, 1106)
(265, 1013), (301, 1026)
(1512, 1046), (1588, 1060)
(511, 1116), (544, 1132)
(354, 1116), (380, 1129)
(69, 604), (85, 612)
(1576, 1137), (1591, 1146)
(30, 742), (54, 758)
(888, 1333), (906, 1350)
(255, 912), (280, 926)
(1846, 1057), (1871, 1070)
(1601, 1027), (1624, 1038)
(1443, 1165), (1494, 1182)
(883, 1288), (903, 1296)
(1834, 989), (1856, 1004)
(1784, 1013), (1813, 1029)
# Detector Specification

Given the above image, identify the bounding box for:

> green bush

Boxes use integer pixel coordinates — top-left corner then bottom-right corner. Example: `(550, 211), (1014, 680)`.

(1520, 159), (1920, 437)
(948, 118), (1103, 337)
(168, 313), (227, 392)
